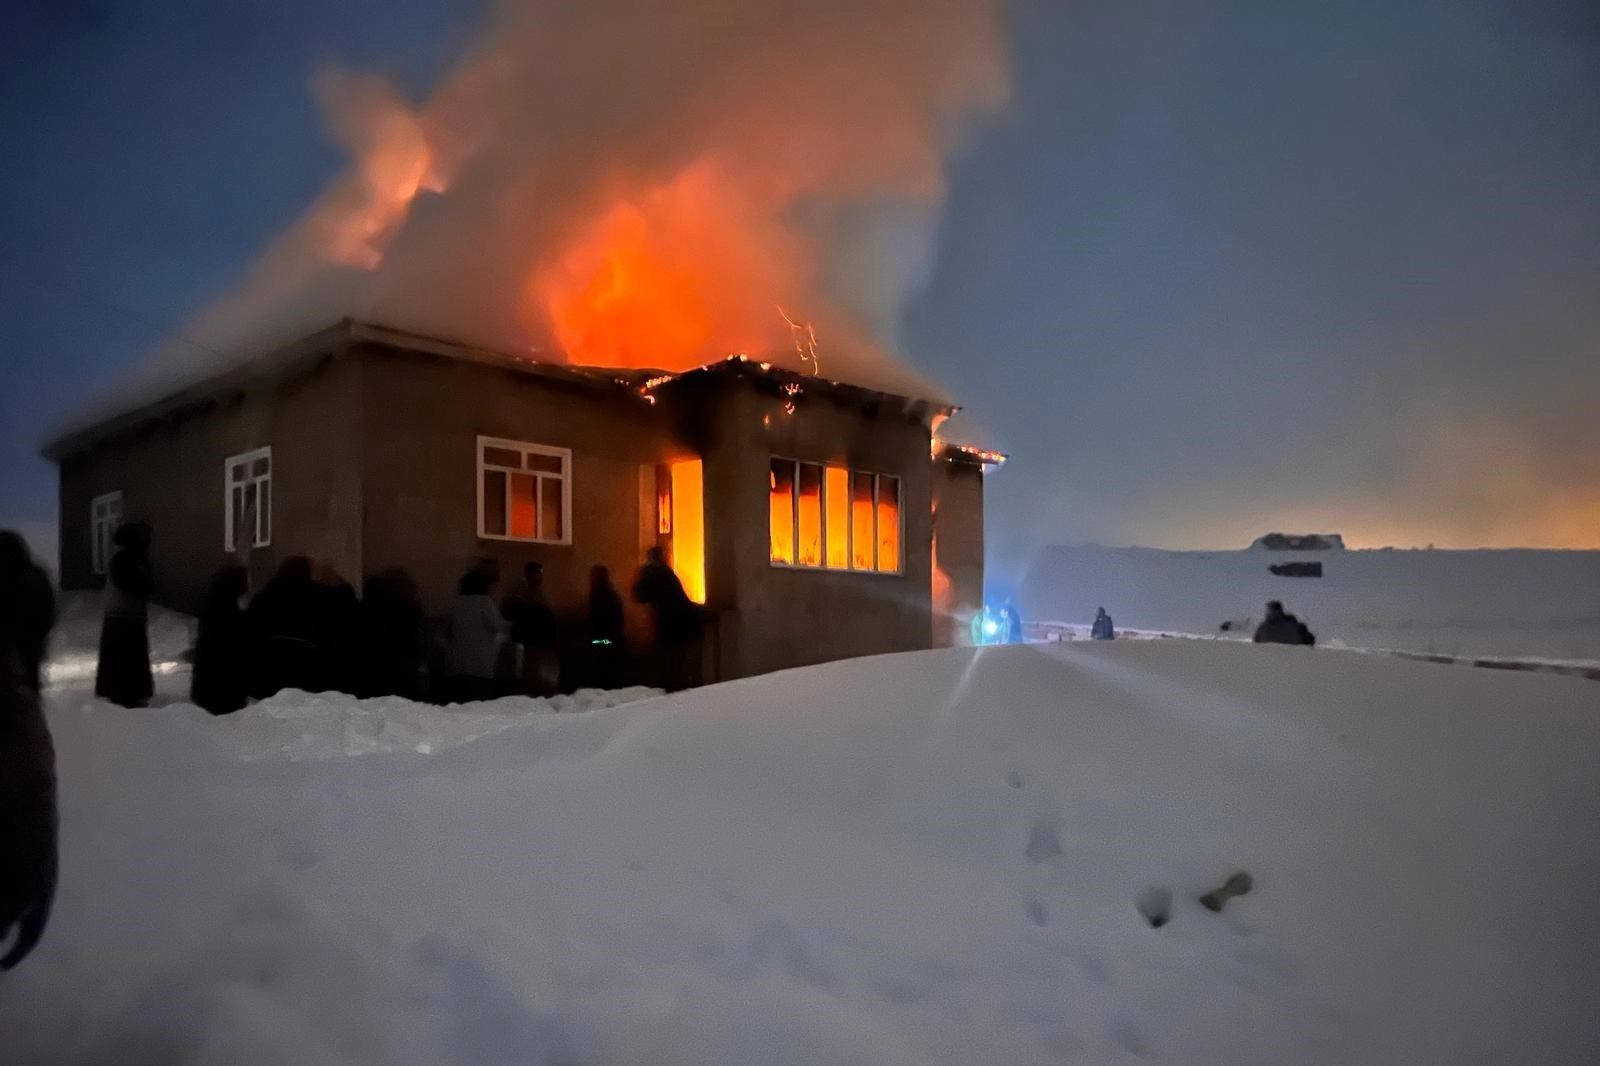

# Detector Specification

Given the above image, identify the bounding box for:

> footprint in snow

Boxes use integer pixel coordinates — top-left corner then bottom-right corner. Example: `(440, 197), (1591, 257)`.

(1024, 815), (1063, 864)
(1135, 886), (1173, 929)
(1023, 895), (1049, 927)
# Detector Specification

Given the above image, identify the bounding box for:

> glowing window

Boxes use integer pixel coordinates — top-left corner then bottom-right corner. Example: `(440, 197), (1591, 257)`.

(478, 436), (571, 544)
(850, 471), (875, 570)
(824, 466), (850, 569)
(796, 462), (823, 567)
(769, 459), (795, 565)
(876, 475), (900, 574)
(768, 457), (902, 574)
(668, 460), (705, 603)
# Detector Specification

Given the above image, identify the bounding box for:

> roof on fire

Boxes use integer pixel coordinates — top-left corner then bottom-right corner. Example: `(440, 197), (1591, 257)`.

(41, 319), (964, 461)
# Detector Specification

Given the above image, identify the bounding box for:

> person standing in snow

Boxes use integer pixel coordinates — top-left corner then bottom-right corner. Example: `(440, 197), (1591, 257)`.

(245, 555), (325, 697)
(95, 522), (154, 708)
(1, 531), (58, 969)
(445, 565), (506, 703)
(503, 561), (559, 697)
(0, 531), (56, 694)
(1091, 607), (1115, 641)
(1003, 600), (1024, 644)
(632, 546), (702, 691)
(586, 564), (627, 689)
(1253, 600), (1315, 646)
(355, 568), (425, 700)
(190, 562), (251, 715)
(313, 562), (360, 694)
(0, 641), (56, 971)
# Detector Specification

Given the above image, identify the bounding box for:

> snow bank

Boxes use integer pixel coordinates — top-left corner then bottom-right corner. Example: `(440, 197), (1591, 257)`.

(5, 643), (1599, 1064)
(197, 686), (662, 762)
(1012, 544), (1600, 662)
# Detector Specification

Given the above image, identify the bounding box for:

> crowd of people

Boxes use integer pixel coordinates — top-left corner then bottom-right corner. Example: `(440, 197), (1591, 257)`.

(84, 524), (709, 716)
(0, 524), (703, 972)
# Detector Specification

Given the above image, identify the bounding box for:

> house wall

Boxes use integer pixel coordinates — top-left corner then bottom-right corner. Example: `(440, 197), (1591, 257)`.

(55, 334), (969, 685)
(56, 355), (363, 612)
(356, 345), (693, 638)
(932, 460), (986, 647)
(689, 378), (937, 679)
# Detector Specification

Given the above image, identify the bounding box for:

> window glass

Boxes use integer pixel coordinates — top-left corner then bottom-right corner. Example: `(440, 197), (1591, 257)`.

(769, 459), (795, 565)
(796, 463), (823, 567)
(850, 471), (875, 570)
(509, 473), (537, 539)
(483, 469), (507, 535)
(876, 475), (901, 573)
(824, 466), (850, 569)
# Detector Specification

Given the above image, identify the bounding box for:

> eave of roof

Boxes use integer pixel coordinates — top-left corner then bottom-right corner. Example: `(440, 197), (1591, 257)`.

(935, 440), (1008, 468)
(43, 319), (962, 461)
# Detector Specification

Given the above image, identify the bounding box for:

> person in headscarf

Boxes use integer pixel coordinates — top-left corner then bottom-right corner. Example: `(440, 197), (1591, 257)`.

(0, 530), (55, 693)
(190, 562), (251, 715)
(0, 638), (57, 970)
(95, 522), (154, 708)
(586, 564), (627, 689)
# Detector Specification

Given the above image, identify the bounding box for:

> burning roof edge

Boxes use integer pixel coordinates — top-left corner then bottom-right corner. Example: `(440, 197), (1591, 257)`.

(41, 319), (961, 461)
(934, 440), (1007, 469)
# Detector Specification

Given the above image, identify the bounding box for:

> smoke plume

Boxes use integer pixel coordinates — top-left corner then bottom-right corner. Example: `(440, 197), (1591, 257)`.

(159, 0), (1007, 395)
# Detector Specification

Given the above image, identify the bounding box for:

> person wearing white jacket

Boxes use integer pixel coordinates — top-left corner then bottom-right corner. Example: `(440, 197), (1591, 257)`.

(444, 567), (506, 703)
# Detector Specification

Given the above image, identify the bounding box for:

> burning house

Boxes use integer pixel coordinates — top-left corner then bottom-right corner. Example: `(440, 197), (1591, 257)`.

(41, 1), (1012, 680)
(44, 319), (1000, 681)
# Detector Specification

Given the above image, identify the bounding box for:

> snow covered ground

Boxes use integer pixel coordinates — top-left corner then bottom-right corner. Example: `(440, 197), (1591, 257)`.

(1008, 545), (1600, 663)
(4, 631), (1599, 1064)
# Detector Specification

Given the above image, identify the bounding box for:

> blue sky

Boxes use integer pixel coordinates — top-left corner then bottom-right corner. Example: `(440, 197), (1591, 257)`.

(4, 0), (1597, 548)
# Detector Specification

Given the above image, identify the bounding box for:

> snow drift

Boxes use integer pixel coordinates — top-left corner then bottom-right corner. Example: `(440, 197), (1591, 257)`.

(5, 639), (1599, 1064)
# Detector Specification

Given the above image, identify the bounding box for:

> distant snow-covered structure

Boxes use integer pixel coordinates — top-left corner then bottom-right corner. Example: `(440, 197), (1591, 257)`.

(1250, 533), (1347, 551)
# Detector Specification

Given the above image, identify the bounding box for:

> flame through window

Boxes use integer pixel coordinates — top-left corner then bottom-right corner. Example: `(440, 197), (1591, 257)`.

(769, 457), (900, 574)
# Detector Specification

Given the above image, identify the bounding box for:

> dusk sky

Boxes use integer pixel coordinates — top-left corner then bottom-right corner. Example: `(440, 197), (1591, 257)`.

(3, 0), (1597, 551)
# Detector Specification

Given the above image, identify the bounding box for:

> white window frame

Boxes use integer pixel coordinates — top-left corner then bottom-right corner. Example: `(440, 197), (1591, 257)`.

(225, 446), (272, 552)
(768, 457), (904, 575)
(90, 490), (123, 575)
(476, 435), (573, 545)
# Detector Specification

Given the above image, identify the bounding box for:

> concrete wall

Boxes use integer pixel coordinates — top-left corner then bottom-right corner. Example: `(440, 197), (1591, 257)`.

(56, 354), (361, 612)
(931, 460), (986, 647)
(688, 377), (937, 679)
(356, 344), (693, 639)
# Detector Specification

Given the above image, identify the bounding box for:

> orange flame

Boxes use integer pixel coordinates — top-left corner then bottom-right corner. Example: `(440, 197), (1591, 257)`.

(531, 161), (800, 370)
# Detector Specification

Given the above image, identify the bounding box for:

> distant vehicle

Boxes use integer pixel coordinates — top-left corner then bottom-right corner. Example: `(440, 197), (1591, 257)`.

(1269, 562), (1324, 578)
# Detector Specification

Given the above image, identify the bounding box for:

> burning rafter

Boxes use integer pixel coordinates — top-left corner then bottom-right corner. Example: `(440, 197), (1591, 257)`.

(777, 307), (821, 376)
